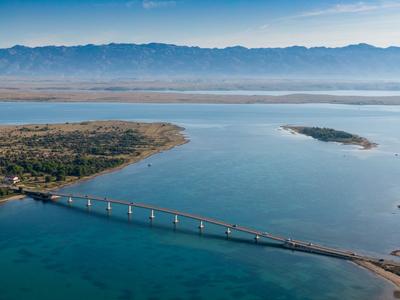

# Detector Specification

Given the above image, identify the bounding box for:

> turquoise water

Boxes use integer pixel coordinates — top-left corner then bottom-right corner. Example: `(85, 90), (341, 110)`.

(0, 102), (399, 299)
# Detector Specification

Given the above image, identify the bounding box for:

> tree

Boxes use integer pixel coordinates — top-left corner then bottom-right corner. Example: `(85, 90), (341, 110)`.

(56, 174), (65, 182)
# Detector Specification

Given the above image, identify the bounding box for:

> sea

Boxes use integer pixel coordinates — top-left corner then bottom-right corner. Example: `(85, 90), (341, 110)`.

(135, 90), (400, 97)
(0, 102), (399, 300)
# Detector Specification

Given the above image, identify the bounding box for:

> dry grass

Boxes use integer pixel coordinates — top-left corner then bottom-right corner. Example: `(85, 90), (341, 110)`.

(0, 120), (186, 191)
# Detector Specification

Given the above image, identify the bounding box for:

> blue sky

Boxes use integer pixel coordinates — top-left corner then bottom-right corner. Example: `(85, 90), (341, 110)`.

(1, 0), (400, 48)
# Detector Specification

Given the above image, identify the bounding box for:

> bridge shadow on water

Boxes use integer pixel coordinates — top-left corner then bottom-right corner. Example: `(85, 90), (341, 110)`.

(45, 199), (285, 251)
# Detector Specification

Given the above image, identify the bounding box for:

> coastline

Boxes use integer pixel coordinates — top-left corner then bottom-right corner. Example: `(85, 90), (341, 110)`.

(50, 129), (189, 191)
(0, 194), (25, 204)
(354, 260), (400, 289)
(2, 90), (400, 105)
(0, 123), (188, 204)
(1, 119), (398, 294)
(2, 132), (400, 294)
(281, 125), (377, 150)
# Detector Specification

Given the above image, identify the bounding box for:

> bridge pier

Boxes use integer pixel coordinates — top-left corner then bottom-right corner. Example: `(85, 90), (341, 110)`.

(28, 191), (390, 264)
(198, 220), (205, 232)
(173, 215), (179, 224)
(149, 209), (155, 220)
(86, 198), (92, 207)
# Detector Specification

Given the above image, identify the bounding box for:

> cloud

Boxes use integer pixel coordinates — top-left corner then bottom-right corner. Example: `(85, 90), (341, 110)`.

(299, 1), (400, 18)
(259, 1), (400, 30)
(142, 0), (176, 9)
(126, 1), (136, 8)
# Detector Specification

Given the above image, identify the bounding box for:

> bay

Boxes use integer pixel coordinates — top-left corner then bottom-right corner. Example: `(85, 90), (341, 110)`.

(0, 102), (399, 300)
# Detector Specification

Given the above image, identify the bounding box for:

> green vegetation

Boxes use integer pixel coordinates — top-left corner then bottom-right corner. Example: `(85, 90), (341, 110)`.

(0, 129), (145, 182)
(0, 187), (15, 198)
(299, 127), (354, 142)
(0, 121), (185, 190)
(283, 126), (376, 149)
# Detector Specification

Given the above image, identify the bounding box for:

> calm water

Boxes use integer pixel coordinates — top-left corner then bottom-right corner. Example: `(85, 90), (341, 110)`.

(0, 102), (399, 300)
(140, 90), (400, 96)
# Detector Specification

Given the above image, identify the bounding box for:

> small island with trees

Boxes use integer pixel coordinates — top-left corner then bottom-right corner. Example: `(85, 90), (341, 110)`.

(282, 125), (377, 150)
(0, 120), (186, 200)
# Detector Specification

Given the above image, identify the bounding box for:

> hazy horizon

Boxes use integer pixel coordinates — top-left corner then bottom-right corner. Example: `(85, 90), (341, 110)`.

(2, 42), (400, 79)
(2, 1), (400, 80)
(2, 2), (400, 299)
(1, 0), (400, 49)
(2, 41), (399, 50)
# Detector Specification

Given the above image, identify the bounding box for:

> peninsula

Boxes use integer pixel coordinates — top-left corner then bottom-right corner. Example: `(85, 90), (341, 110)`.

(282, 126), (377, 149)
(2, 79), (400, 106)
(0, 120), (186, 201)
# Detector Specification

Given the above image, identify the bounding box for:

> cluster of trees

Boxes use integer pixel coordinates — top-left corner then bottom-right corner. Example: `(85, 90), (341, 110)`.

(0, 128), (151, 183)
(299, 127), (357, 142)
(20, 129), (149, 155)
(0, 155), (126, 182)
(0, 187), (14, 197)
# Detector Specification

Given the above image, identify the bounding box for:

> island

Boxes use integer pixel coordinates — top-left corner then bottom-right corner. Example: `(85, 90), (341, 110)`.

(0, 120), (186, 201)
(282, 125), (377, 149)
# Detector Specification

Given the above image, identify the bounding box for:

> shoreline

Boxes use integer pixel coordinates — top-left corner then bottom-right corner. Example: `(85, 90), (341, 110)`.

(354, 260), (400, 289)
(50, 130), (189, 191)
(0, 122), (188, 204)
(2, 90), (400, 105)
(0, 194), (25, 204)
(281, 125), (377, 150)
(1, 120), (398, 293)
(1, 138), (188, 203)
(3, 145), (400, 293)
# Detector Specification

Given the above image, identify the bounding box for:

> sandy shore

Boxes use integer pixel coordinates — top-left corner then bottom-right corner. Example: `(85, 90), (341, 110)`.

(0, 121), (188, 203)
(1, 118), (399, 294)
(2, 78), (400, 105)
(392, 250), (400, 257)
(2, 89), (400, 105)
(3, 78), (400, 105)
(45, 131), (188, 191)
(281, 125), (377, 150)
(355, 260), (400, 289)
(0, 194), (25, 204)
(0, 140), (187, 203)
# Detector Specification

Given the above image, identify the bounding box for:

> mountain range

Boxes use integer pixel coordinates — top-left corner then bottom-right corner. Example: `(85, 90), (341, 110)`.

(1, 43), (400, 79)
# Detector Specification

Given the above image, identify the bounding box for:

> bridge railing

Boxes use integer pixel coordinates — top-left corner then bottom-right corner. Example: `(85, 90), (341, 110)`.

(22, 189), (399, 265)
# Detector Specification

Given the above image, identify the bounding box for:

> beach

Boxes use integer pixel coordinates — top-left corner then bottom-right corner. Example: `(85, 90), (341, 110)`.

(0, 121), (187, 203)
(2, 89), (400, 105)
(355, 260), (400, 289)
(0, 102), (399, 299)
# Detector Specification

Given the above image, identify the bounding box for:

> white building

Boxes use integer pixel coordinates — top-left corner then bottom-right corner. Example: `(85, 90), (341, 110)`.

(3, 176), (20, 185)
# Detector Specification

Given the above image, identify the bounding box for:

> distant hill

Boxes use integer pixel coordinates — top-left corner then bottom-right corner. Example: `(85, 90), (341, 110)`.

(1, 43), (400, 79)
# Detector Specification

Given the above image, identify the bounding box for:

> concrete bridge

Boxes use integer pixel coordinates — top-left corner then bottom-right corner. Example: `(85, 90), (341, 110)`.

(22, 189), (400, 266)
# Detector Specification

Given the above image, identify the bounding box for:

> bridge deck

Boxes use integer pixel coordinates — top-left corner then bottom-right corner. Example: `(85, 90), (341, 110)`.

(23, 189), (400, 266)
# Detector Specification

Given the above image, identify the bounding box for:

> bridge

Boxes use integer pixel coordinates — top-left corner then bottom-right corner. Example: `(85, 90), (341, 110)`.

(19, 188), (400, 267)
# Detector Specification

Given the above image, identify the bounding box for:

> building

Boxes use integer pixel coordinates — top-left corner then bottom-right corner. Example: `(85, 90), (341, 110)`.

(3, 176), (20, 185)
